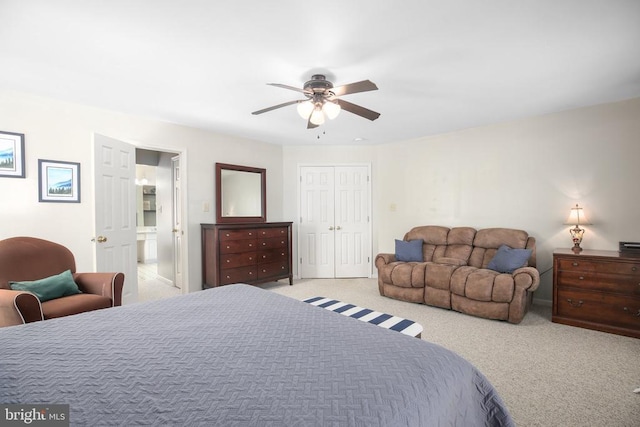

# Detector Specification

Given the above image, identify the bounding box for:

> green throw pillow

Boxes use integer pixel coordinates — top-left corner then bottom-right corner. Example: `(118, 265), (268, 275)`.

(9, 269), (81, 302)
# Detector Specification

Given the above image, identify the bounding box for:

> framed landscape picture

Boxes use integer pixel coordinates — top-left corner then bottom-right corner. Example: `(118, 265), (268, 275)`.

(38, 159), (81, 203)
(0, 131), (26, 178)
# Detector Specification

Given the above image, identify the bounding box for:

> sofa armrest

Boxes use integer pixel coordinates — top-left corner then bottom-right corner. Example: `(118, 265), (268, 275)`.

(0, 289), (43, 327)
(375, 253), (397, 268)
(512, 267), (540, 293)
(74, 272), (125, 307)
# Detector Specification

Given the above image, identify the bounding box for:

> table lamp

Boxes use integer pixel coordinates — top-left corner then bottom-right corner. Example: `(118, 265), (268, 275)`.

(564, 203), (592, 253)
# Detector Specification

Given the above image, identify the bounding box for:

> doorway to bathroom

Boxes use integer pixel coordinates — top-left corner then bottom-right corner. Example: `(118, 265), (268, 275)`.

(136, 148), (182, 302)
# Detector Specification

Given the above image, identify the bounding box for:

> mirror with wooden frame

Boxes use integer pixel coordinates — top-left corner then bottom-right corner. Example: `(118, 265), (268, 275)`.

(215, 163), (266, 223)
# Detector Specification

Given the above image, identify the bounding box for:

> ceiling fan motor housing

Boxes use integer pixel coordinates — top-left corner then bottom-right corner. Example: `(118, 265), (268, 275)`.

(304, 74), (334, 95)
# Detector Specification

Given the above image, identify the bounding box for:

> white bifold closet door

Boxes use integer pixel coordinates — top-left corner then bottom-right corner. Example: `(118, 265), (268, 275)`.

(299, 165), (371, 278)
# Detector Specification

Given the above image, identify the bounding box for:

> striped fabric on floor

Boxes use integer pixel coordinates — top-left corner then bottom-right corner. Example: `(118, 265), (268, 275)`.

(303, 296), (423, 338)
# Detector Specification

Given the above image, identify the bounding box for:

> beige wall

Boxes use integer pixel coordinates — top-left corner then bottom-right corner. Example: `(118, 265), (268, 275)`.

(3, 88), (638, 303)
(0, 90), (284, 294)
(284, 97), (640, 302)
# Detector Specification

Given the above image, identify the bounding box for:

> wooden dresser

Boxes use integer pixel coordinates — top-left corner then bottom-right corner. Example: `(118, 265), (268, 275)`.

(202, 222), (293, 289)
(552, 248), (640, 339)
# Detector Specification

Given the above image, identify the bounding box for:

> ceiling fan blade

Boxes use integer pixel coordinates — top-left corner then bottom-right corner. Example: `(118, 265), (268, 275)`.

(267, 83), (312, 95)
(252, 99), (304, 115)
(335, 99), (380, 121)
(331, 80), (378, 97)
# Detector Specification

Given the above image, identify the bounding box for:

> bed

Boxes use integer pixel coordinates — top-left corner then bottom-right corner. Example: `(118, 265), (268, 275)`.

(0, 284), (514, 426)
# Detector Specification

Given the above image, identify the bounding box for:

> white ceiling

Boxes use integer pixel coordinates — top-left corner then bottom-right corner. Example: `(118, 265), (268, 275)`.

(1, 0), (639, 146)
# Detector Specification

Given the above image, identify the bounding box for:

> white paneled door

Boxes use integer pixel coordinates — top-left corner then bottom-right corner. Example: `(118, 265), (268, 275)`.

(172, 155), (183, 289)
(93, 134), (138, 304)
(299, 165), (371, 278)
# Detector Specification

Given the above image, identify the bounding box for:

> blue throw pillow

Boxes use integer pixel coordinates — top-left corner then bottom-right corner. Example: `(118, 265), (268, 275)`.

(9, 269), (81, 302)
(487, 245), (532, 273)
(395, 239), (423, 262)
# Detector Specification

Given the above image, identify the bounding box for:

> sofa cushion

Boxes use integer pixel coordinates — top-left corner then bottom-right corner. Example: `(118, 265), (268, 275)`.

(469, 228), (530, 268)
(487, 245), (532, 273)
(9, 269), (81, 302)
(404, 226), (449, 261)
(41, 293), (112, 319)
(395, 239), (423, 262)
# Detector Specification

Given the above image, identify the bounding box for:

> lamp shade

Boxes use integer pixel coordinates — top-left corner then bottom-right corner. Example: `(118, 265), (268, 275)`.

(309, 106), (325, 125)
(563, 204), (592, 225)
(296, 101), (314, 119)
(322, 101), (341, 120)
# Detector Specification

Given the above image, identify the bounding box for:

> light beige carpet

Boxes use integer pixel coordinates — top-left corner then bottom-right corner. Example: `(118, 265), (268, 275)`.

(265, 278), (640, 427)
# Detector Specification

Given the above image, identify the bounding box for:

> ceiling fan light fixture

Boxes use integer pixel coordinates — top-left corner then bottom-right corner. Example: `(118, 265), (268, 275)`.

(296, 101), (314, 119)
(322, 100), (341, 120)
(252, 74), (380, 128)
(309, 106), (325, 125)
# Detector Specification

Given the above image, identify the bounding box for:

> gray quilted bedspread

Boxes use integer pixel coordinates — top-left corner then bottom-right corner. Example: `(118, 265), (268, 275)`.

(0, 284), (514, 426)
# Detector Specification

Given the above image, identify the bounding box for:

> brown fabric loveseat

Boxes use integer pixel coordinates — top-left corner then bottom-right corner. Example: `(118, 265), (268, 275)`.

(376, 226), (540, 324)
(0, 236), (124, 327)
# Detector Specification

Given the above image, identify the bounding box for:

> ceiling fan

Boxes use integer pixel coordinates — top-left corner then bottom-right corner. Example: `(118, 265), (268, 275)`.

(252, 74), (380, 129)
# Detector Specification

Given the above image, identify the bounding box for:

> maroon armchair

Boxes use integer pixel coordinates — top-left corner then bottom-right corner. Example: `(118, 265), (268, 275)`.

(0, 236), (124, 327)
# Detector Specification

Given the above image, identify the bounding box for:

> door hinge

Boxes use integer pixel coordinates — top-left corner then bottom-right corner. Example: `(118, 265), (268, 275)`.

(300, 257), (303, 264)
(368, 256), (370, 263)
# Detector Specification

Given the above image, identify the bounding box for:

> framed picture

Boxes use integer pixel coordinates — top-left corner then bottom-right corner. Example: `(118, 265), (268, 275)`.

(0, 131), (26, 178)
(38, 159), (81, 203)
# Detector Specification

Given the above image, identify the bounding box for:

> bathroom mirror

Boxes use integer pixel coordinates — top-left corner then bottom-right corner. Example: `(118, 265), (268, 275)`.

(215, 163), (266, 223)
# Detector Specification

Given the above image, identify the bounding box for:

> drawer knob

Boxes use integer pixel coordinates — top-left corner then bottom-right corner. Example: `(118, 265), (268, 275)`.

(249, 257), (253, 261)
(572, 262), (578, 267)
(579, 276), (584, 280)
(623, 307), (640, 317)
(226, 260), (230, 263)
(632, 267), (638, 272)
(263, 255), (267, 259)
(262, 269), (267, 273)
(567, 299), (583, 308)
(263, 242), (266, 246)
(249, 232), (253, 236)
(249, 244), (253, 247)
(249, 272), (253, 275)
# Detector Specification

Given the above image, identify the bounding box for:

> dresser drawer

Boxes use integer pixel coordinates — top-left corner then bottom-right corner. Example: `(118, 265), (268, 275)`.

(556, 288), (640, 331)
(258, 248), (288, 264)
(258, 236), (288, 250)
(257, 227), (289, 239)
(220, 266), (258, 285)
(219, 238), (258, 254)
(220, 252), (257, 268)
(557, 259), (597, 272)
(557, 271), (640, 295)
(257, 261), (289, 279)
(558, 258), (640, 276)
(219, 229), (259, 241)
